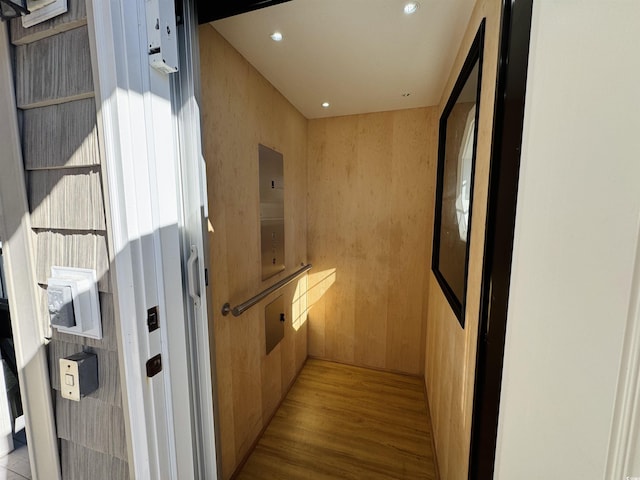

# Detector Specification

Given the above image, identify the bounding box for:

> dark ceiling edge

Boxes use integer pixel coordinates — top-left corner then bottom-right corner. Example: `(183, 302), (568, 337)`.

(468, 0), (534, 478)
(197, 0), (292, 24)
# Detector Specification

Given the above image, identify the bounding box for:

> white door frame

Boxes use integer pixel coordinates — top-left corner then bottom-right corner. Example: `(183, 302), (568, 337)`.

(606, 221), (640, 479)
(172, 1), (220, 477)
(87, 0), (217, 478)
(0, 22), (61, 480)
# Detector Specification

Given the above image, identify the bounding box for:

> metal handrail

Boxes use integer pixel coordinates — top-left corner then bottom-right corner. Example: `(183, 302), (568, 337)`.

(221, 263), (312, 317)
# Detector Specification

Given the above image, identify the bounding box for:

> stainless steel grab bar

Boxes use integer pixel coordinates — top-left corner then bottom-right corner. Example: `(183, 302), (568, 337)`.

(221, 263), (312, 317)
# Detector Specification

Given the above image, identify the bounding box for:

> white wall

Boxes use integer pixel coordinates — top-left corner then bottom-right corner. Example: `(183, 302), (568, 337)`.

(494, 1), (640, 479)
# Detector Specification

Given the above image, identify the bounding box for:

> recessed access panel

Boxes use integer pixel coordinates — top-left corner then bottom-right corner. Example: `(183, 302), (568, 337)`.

(265, 295), (285, 355)
(259, 144), (285, 281)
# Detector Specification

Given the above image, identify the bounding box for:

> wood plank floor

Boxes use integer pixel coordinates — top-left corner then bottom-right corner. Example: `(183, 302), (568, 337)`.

(236, 358), (438, 479)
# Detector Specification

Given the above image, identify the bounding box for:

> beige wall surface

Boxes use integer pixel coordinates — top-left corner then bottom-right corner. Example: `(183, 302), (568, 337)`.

(423, 0), (501, 478)
(199, 25), (309, 479)
(495, 1), (640, 478)
(307, 108), (437, 375)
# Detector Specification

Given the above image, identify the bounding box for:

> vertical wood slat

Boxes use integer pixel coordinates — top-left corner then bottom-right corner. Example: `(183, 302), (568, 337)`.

(60, 440), (129, 480)
(23, 99), (100, 170)
(10, 0), (87, 46)
(35, 230), (110, 292)
(15, 26), (94, 109)
(55, 393), (127, 460)
(28, 167), (106, 231)
(48, 341), (121, 406)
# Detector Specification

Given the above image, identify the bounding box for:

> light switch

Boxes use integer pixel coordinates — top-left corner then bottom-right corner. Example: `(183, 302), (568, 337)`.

(60, 358), (80, 401)
(59, 352), (98, 402)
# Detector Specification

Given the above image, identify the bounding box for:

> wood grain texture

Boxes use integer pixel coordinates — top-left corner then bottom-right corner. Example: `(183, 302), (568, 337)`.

(199, 25), (308, 480)
(23, 99), (100, 170)
(28, 167), (106, 231)
(423, 1), (502, 479)
(307, 107), (438, 375)
(10, 0), (87, 46)
(237, 359), (437, 480)
(15, 26), (94, 109)
(60, 440), (129, 480)
(55, 392), (127, 460)
(35, 230), (110, 292)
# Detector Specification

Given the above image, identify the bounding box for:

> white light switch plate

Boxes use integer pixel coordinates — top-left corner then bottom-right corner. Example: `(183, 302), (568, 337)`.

(59, 358), (80, 401)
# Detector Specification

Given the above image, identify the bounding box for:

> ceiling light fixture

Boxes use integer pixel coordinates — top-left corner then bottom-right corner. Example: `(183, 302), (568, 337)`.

(321, 102), (330, 108)
(270, 31), (283, 42)
(402, 92), (412, 97)
(403, 2), (419, 14)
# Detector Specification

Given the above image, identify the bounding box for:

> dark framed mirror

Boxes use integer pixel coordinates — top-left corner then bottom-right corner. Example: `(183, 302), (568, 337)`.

(432, 20), (485, 328)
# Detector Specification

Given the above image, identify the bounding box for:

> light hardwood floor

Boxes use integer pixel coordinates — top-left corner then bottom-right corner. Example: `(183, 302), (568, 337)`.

(236, 358), (438, 479)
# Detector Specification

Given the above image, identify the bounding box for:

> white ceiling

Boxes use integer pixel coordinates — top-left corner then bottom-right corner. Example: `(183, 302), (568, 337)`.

(211, 0), (475, 119)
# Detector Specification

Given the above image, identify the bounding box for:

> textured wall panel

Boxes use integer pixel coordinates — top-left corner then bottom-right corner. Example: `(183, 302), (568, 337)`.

(60, 440), (128, 480)
(28, 167), (105, 231)
(10, 0), (87, 46)
(56, 393), (127, 460)
(15, 26), (93, 109)
(23, 99), (99, 170)
(35, 230), (110, 292)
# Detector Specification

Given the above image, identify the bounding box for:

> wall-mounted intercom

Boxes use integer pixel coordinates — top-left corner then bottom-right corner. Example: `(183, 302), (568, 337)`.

(47, 266), (102, 340)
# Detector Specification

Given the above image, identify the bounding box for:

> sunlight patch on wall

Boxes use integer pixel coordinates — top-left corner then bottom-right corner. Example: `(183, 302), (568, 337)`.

(291, 268), (337, 331)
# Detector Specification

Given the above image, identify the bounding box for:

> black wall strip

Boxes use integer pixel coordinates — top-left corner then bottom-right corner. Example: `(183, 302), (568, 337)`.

(468, 0), (534, 478)
(197, 0), (292, 24)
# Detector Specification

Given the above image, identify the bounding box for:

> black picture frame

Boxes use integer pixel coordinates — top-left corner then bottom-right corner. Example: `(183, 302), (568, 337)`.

(432, 20), (485, 328)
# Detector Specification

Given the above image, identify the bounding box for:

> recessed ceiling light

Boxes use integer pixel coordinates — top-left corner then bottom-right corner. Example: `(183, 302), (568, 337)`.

(270, 31), (283, 42)
(321, 102), (330, 108)
(404, 2), (419, 14)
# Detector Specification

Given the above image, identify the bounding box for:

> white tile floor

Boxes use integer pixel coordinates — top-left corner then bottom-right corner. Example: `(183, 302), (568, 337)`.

(0, 434), (30, 480)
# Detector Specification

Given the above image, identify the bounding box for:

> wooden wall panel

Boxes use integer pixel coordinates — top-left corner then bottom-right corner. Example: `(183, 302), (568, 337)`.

(28, 167), (106, 230)
(199, 25), (309, 480)
(423, 1), (502, 479)
(307, 107), (437, 375)
(10, 0), (87, 45)
(15, 26), (93, 109)
(60, 440), (129, 480)
(23, 99), (99, 170)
